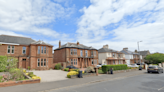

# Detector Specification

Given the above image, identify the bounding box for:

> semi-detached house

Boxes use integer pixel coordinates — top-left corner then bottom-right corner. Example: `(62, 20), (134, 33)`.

(0, 35), (53, 70)
(53, 41), (98, 68)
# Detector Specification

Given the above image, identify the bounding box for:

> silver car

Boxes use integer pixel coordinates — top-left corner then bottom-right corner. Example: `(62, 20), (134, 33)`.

(147, 65), (163, 74)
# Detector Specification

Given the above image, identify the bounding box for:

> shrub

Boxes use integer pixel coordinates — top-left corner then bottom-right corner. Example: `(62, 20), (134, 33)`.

(70, 69), (79, 72)
(9, 68), (25, 81)
(67, 71), (78, 78)
(55, 63), (62, 70)
(64, 68), (69, 71)
(0, 76), (3, 82)
(102, 64), (128, 73)
(85, 66), (95, 73)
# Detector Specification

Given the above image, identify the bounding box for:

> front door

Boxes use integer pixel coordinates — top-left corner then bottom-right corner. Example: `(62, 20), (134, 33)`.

(22, 61), (26, 68)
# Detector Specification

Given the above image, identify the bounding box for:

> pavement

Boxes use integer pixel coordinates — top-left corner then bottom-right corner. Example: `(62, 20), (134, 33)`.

(0, 70), (146, 92)
(29, 70), (68, 82)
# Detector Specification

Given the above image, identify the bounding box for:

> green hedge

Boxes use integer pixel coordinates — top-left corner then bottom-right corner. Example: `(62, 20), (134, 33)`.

(102, 64), (128, 73)
(55, 63), (62, 70)
(64, 68), (69, 71)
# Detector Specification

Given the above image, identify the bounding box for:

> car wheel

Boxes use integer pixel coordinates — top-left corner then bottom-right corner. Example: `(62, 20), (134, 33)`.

(147, 71), (150, 73)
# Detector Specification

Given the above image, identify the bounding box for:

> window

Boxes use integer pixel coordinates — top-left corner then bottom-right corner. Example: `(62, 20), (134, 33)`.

(37, 59), (40, 67)
(71, 49), (73, 55)
(134, 60), (136, 63)
(22, 59), (26, 61)
(76, 59), (77, 65)
(74, 49), (77, 55)
(7, 45), (10, 53)
(113, 60), (115, 64)
(41, 46), (43, 53)
(85, 50), (88, 57)
(134, 55), (136, 58)
(41, 59), (43, 66)
(38, 46), (40, 54)
(80, 50), (83, 56)
(44, 46), (46, 54)
(91, 51), (93, 56)
(92, 59), (93, 65)
(74, 59), (76, 65)
(94, 51), (96, 56)
(119, 60), (121, 64)
(22, 47), (26, 54)
(112, 53), (115, 57)
(44, 59), (46, 67)
(11, 46), (14, 53)
(71, 59), (73, 65)
(118, 54), (121, 58)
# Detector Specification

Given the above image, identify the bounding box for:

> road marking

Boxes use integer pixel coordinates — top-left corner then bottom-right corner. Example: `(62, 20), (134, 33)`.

(158, 86), (164, 91)
(40, 73), (144, 92)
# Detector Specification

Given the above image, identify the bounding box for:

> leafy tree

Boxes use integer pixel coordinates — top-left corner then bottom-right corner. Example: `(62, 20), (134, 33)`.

(0, 55), (18, 72)
(144, 53), (164, 65)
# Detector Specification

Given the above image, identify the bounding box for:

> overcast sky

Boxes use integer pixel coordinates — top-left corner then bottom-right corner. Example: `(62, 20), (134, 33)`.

(0, 0), (164, 53)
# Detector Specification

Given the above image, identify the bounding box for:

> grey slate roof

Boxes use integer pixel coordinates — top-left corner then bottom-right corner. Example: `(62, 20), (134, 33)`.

(54, 43), (97, 50)
(98, 48), (122, 53)
(120, 49), (139, 55)
(0, 35), (53, 46)
(138, 51), (149, 56)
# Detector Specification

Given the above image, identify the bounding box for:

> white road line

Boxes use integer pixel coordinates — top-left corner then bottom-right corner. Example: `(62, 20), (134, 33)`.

(158, 86), (164, 91)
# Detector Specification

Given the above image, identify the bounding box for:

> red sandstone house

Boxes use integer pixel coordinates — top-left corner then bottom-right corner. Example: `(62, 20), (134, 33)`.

(0, 35), (53, 70)
(53, 41), (98, 68)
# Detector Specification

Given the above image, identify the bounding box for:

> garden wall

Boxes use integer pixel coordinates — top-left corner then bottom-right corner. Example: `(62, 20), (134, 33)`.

(0, 79), (40, 87)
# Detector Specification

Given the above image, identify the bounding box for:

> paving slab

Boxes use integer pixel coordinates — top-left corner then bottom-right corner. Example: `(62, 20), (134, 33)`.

(30, 70), (68, 82)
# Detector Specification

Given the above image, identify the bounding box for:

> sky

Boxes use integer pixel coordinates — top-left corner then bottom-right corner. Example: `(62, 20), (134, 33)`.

(0, 0), (164, 53)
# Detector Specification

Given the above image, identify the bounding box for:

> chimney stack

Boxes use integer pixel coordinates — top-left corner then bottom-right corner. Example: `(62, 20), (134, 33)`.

(77, 41), (79, 45)
(135, 50), (138, 53)
(59, 41), (61, 48)
(123, 48), (128, 51)
(103, 44), (109, 49)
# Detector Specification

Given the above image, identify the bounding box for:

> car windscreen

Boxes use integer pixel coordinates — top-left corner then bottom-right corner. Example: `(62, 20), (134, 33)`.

(148, 66), (157, 69)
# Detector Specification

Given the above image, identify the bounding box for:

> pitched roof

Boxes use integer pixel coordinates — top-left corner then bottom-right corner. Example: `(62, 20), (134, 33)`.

(138, 50), (150, 56)
(31, 40), (53, 46)
(120, 49), (139, 55)
(98, 48), (122, 53)
(54, 42), (97, 50)
(0, 35), (35, 45)
(0, 35), (53, 46)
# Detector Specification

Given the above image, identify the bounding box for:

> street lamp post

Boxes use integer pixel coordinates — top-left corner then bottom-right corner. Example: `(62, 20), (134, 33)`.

(138, 41), (142, 70)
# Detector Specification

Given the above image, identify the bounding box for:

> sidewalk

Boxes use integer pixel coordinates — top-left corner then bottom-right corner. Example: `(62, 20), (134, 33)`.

(0, 70), (146, 92)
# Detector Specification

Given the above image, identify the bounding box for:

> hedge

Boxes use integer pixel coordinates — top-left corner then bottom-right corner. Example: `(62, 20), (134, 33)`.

(55, 63), (62, 70)
(102, 64), (128, 73)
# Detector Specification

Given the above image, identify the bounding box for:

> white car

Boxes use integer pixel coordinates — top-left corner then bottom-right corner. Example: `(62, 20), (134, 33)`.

(127, 64), (139, 67)
(97, 64), (106, 68)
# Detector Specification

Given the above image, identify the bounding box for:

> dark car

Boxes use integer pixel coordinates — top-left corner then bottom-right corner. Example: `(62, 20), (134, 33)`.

(66, 65), (78, 69)
(147, 65), (163, 74)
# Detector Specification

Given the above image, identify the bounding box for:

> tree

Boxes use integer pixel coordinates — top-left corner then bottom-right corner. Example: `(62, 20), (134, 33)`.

(0, 55), (18, 72)
(144, 53), (164, 65)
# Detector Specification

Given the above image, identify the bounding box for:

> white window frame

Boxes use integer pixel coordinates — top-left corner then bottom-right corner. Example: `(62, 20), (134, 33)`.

(112, 53), (115, 57)
(41, 46), (43, 54)
(37, 59), (40, 67)
(94, 51), (96, 56)
(41, 59), (43, 67)
(91, 51), (93, 56)
(38, 46), (40, 54)
(119, 60), (121, 64)
(44, 59), (46, 67)
(44, 46), (46, 54)
(70, 49), (73, 55)
(22, 47), (26, 54)
(74, 59), (76, 65)
(80, 50), (83, 57)
(11, 46), (14, 54)
(113, 60), (115, 64)
(7, 45), (10, 54)
(85, 50), (88, 57)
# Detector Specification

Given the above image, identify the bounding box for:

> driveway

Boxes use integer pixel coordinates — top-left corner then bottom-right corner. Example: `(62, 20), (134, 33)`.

(30, 70), (68, 82)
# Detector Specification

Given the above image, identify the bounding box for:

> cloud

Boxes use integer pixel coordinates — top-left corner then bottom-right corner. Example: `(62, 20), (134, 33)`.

(0, 0), (73, 38)
(77, 0), (164, 53)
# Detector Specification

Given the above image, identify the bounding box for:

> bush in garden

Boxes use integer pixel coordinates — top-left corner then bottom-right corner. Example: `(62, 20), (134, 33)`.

(55, 63), (62, 70)
(102, 64), (128, 73)
(64, 68), (69, 71)
(85, 66), (95, 73)
(9, 68), (25, 81)
(0, 76), (3, 82)
(67, 71), (78, 78)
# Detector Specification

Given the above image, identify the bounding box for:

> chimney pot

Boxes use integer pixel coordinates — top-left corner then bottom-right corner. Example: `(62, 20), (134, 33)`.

(77, 41), (79, 45)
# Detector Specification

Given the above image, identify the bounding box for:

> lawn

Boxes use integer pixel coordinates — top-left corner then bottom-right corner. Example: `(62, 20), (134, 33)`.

(98, 69), (104, 74)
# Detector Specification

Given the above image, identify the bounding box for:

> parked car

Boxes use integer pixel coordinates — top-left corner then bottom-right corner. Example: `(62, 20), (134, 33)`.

(66, 65), (78, 69)
(147, 65), (163, 74)
(127, 64), (139, 67)
(97, 64), (106, 68)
